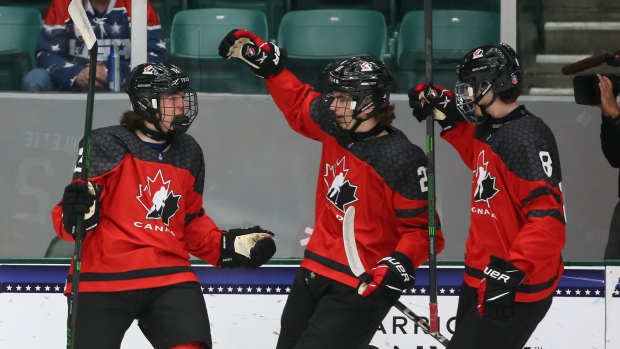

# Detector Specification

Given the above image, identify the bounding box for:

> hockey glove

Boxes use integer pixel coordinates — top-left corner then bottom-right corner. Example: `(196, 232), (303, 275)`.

(220, 226), (276, 268)
(218, 29), (287, 78)
(409, 83), (460, 131)
(62, 180), (100, 238)
(477, 256), (526, 323)
(360, 251), (415, 304)
(408, 83), (434, 123)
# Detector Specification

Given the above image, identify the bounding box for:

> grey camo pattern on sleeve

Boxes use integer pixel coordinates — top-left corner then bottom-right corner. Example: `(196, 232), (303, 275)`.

(74, 125), (205, 194)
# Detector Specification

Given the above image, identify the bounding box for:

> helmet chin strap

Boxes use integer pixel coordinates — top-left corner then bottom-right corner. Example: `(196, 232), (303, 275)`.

(347, 112), (365, 133)
(140, 110), (171, 142)
(140, 124), (170, 142)
(350, 119), (385, 142)
(473, 83), (498, 120)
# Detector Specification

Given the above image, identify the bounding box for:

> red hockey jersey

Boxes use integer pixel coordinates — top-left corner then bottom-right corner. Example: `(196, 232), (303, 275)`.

(52, 125), (223, 294)
(266, 70), (444, 289)
(442, 106), (565, 302)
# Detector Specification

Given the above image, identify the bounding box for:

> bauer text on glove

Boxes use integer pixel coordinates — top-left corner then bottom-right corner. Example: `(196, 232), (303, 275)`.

(477, 256), (526, 323)
(360, 251), (415, 303)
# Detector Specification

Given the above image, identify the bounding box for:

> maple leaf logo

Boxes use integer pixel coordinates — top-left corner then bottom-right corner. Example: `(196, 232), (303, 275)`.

(473, 150), (499, 207)
(136, 169), (181, 226)
(323, 157), (358, 212)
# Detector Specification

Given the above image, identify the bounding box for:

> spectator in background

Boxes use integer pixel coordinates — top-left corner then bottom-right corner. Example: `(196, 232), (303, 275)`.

(22, 0), (166, 92)
(596, 73), (620, 260)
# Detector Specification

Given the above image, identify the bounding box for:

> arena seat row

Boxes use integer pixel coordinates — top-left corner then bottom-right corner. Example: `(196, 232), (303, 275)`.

(0, 6), (41, 91)
(0, 4), (499, 92)
(152, 0), (500, 43)
(153, 0), (501, 91)
(168, 8), (500, 93)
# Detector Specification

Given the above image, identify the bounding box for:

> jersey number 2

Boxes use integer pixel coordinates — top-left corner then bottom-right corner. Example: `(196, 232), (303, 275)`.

(417, 166), (428, 193)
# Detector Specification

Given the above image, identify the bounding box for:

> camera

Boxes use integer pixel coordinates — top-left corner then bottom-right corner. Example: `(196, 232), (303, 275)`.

(562, 51), (620, 105)
(573, 74), (620, 106)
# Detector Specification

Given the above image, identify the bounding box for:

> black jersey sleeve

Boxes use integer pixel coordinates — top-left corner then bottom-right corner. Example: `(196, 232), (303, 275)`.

(601, 115), (620, 168)
(71, 128), (127, 180)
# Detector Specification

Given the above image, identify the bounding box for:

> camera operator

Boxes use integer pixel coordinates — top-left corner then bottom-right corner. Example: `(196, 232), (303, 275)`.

(596, 73), (620, 260)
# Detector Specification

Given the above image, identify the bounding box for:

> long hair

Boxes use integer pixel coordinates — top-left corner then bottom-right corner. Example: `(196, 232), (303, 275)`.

(373, 103), (396, 126)
(120, 110), (146, 131)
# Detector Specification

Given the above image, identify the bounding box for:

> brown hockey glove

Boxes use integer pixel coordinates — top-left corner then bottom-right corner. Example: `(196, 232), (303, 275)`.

(62, 180), (100, 238)
(220, 226), (276, 268)
(477, 256), (526, 325)
(218, 29), (287, 78)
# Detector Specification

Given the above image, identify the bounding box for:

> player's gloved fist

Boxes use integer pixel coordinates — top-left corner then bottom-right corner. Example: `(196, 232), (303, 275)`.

(220, 226), (276, 268)
(218, 29), (287, 78)
(409, 84), (460, 131)
(424, 84), (461, 130)
(61, 180), (100, 238)
(409, 83), (434, 123)
(477, 256), (526, 324)
(360, 251), (415, 304)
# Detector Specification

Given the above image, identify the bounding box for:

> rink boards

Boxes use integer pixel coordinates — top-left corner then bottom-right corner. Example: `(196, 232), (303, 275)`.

(0, 261), (617, 349)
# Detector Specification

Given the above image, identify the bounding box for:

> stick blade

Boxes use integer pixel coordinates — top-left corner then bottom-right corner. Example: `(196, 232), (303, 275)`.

(342, 206), (365, 277)
(68, 0), (97, 49)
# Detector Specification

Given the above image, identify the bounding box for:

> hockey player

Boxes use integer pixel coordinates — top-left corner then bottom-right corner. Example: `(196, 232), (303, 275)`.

(51, 62), (276, 349)
(23, 0), (166, 92)
(409, 43), (565, 349)
(219, 30), (444, 349)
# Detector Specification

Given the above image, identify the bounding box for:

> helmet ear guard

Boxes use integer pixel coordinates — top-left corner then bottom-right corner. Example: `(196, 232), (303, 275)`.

(135, 96), (153, 110)
(355, 95), (378, 119)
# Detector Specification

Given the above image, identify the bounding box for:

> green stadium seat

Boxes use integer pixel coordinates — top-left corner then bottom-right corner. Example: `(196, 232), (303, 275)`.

(401, 0), (499, 12)
(277, 9), (387, 92)
(399, 0), (500, 20)
(189, 0), (285, 41)
(0, 6), (42, 91)
(289, 0), (396, 34)
(395, 10), (500, 93)
(151, 0), (187, 43)
(4, 0), (50, 17)
(169, 8), (269, 93)
(44, 236), (74, 258)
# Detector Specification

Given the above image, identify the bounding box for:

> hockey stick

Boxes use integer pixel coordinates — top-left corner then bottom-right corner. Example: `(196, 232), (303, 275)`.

(423, 0), (440, 336)
(67, 1), (98, 348)
(342, 207), (449, 347)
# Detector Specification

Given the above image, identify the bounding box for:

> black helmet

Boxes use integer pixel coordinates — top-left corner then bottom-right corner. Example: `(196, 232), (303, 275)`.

(327, 56), (393, 113)
(125, 62), (198, 135)
(455, 43), (522, 122)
